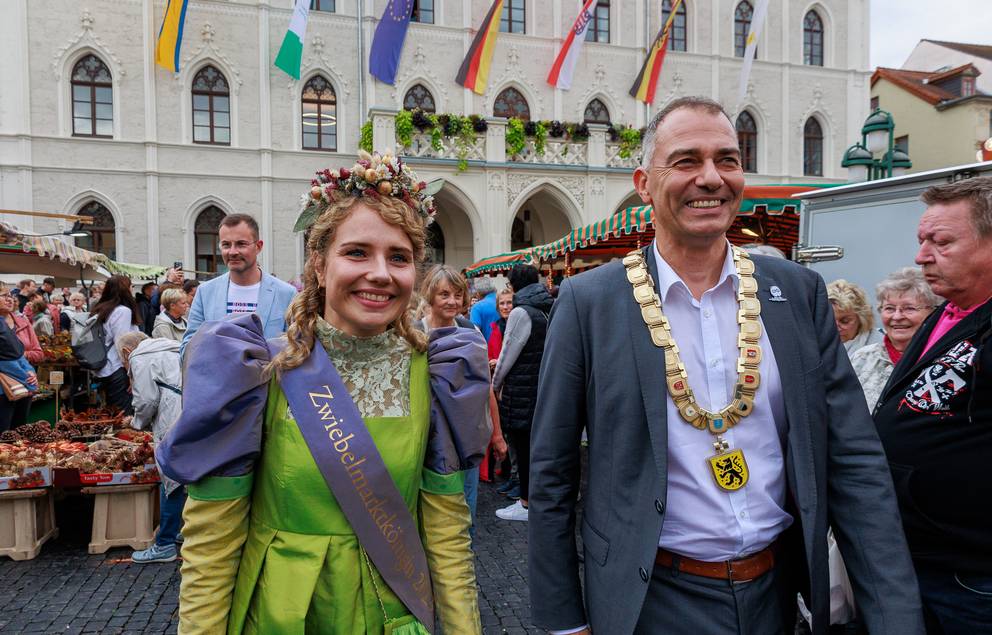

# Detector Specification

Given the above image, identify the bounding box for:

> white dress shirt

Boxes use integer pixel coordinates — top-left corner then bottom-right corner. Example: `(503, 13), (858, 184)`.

(653, 241), (793, 561)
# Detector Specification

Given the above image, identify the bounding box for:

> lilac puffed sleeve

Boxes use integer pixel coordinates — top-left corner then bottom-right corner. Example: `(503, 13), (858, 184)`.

(157, 313), (273, 484)
(425, 326), (492, 475)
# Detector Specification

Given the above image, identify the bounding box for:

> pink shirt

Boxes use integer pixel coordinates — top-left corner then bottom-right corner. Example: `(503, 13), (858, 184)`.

(920, 302), (982, 359)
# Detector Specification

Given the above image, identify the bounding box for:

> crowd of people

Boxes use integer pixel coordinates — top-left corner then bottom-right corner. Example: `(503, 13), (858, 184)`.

(5, 96), (990, 635)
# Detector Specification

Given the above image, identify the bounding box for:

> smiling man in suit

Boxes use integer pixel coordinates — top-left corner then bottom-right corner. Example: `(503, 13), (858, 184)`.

(181, 213), (296, 358)
(528, 96), (924, 635)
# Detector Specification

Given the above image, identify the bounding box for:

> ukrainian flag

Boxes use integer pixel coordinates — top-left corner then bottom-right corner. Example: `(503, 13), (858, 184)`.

(155, 0), (190, 73)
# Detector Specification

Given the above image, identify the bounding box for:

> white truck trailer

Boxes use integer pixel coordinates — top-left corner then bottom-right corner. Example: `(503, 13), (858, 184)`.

(794, 161), (992, 298)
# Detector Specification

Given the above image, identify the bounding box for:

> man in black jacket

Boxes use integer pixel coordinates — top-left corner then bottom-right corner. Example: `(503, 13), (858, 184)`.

(874, 176), (992, 634)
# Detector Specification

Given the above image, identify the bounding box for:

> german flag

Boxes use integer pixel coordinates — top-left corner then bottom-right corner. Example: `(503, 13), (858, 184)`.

(456, 0), (504, 95)
(629, 0), (683, 104)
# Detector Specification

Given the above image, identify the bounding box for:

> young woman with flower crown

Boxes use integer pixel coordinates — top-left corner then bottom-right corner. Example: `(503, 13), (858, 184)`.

(157, 152), (490, 635)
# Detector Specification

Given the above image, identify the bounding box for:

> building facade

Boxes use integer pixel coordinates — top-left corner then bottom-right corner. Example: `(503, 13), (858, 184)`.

(0, 0), (869, 277)
(872, 63), (992, 174)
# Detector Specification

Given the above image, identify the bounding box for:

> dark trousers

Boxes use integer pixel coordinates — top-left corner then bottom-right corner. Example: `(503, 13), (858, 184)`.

(0, 395), (32, 432)
(98, 367), (133, 415)
(633, 562), (788, 635)
(506, 427), (531, 503)
(916, 563), (992, 635)
(155, 485), (186, 547)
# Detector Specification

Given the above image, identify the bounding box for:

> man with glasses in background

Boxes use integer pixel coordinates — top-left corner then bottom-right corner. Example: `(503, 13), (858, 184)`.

(181, 214), (296, 358)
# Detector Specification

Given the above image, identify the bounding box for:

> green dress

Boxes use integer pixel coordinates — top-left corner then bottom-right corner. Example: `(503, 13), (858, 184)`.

(227, 324), (430, 634)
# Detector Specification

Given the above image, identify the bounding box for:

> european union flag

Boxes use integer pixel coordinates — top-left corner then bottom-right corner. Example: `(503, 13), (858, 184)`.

(369, 0), (414, 85)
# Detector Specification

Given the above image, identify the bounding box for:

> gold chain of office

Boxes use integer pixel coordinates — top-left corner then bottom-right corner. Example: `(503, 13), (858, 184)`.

(623, 247), (763, 491)
(624, 247), (764, 431)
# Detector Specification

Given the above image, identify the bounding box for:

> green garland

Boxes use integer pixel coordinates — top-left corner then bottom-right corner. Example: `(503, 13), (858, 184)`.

(533, 121), (548, 156)
(506, 118), (526, 157)
(394, 109), (414, 148)
(359, 121), (373, 153)
(616, 126), (642, 159)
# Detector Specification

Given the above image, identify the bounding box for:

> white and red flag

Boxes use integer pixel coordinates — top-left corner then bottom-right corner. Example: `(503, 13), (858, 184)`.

(547, 0), (598, 90)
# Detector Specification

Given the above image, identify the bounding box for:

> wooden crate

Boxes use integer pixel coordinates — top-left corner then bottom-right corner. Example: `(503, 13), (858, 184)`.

(0, 488), (58, 560)
(82, 483), (158, 555)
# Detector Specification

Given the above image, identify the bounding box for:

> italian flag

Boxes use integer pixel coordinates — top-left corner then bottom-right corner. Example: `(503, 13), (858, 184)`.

(275, 0), (310, 79)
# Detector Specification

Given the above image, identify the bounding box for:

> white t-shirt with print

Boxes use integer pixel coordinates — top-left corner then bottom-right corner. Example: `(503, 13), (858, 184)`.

(226, 281), (260, 315)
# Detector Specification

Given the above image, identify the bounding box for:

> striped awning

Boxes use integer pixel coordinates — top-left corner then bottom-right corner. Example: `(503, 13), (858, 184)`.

(463, 249), (536, 277)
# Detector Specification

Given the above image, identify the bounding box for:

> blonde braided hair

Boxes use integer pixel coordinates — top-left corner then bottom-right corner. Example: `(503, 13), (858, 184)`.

(270, 195), (428, 375)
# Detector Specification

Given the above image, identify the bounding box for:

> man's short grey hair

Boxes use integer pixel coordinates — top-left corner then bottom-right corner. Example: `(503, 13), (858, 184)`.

(921, 175), (992, 237)
(641, 96), (734, 169)
(115, 331), (149, 362)
(875, 267), (942, 309)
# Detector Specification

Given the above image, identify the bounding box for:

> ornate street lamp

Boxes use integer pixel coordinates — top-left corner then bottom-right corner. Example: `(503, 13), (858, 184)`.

(841, 108), (911, 182)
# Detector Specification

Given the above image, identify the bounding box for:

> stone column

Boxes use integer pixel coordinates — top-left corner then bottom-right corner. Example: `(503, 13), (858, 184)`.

(586, 123), (608, 168)
(368, 108), (397, 153)
(485, 117), (507, 164)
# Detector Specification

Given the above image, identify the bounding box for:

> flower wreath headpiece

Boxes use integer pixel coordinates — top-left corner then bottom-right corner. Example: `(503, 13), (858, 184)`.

(293, 150), (439, 232)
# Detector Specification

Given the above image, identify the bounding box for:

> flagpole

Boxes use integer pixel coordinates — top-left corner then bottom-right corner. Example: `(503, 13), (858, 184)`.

(358, 0), (367, 127)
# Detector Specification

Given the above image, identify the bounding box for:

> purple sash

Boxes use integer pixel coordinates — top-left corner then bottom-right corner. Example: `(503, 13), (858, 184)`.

(279, 342), (435, 632)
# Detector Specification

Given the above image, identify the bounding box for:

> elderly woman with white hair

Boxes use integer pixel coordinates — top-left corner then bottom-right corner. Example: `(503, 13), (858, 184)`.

(850, 267), (941, 408)
(114, 330), (185, 564)
(151, 288), (189, 342)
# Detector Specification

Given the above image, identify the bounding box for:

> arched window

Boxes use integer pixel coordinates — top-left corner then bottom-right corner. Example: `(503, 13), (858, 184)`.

(73, 201), (116, 259)
(662, 0), (687, 52)
(192, 65), (230, 145)
(803, 117), (823, 176)
(583, 98), (610, 124)
(493, 87), (530, 121)
(403, 84), (436, 113)
(301, 74), (337, 151)
(734, 1), (754, 58)
(71, 55), (113, 138)
(736, 111), (757, 173)
(803, 10), (824, 66)
(194, 206), (227, 278)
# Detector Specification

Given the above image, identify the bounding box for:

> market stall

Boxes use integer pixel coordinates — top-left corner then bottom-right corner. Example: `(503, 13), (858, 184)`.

(0, 409), (159, 559)
(465, 184), (833, 277)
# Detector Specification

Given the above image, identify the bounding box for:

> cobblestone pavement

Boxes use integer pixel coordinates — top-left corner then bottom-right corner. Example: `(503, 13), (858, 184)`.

(0, 481), (553, 634)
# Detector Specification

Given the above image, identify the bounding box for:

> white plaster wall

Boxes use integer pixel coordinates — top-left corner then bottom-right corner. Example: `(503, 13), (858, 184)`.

(0, 0), (864, 279)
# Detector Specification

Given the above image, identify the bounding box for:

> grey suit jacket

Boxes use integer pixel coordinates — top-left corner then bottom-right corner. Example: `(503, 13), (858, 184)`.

(528, 247), (924, 635)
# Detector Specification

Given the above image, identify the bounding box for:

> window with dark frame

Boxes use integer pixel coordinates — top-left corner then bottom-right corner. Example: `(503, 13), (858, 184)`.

(870, 96), (879, 110)
(411, 0), (434, 24)
(72, 201), (116, 260)
(895, 135), (909, 154)
(583, 98), (610, 124)
(500, 0), (525, 34)
(493, 87), (530, 121)
(803, 10), (824, 66)
(194, 205), (227, 279)
(662, 0), (687, 52)
(310, 0), (335, 12)
(403, 84), (436, 112)
(736, 110), (757, 173)
(191, 65), (231, 145)
(301, 74), (337, 151)
(585, 1), (610, 43)
(734, 1), (754, 58)
(71, 54), (113, 138)
(803, 117), (823, 176)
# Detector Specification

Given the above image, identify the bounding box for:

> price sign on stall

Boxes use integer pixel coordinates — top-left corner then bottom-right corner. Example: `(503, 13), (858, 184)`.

(49, 371), (64, 386)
